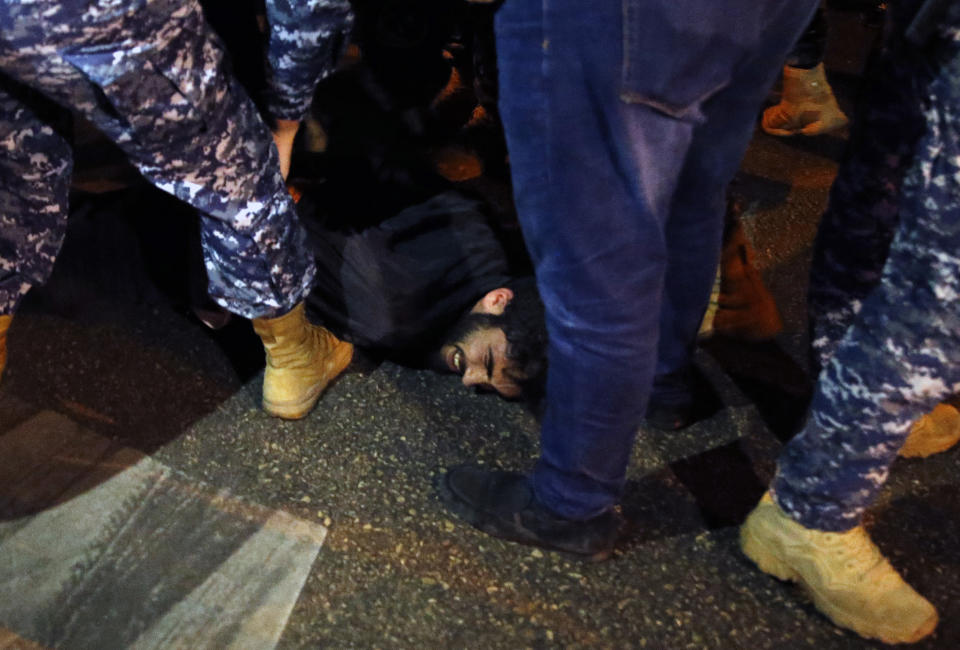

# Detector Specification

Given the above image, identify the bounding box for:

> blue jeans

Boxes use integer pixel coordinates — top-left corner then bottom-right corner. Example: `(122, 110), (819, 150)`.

(495, 0), (817, 519)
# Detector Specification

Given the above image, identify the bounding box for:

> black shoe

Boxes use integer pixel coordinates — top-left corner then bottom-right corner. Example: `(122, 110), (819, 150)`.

(437, 465), (622, 561)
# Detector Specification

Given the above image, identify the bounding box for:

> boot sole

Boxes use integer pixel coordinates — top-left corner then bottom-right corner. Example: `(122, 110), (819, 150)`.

(761, 124), (807, 137)
(740, 513), (938, 644)
(262, 341), (353, 420)
(761, 120), (848, 138)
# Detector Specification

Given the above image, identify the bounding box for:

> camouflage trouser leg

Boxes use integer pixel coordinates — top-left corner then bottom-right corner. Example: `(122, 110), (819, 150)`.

(807, 0), (928, 372)
(264, 0), (354, 121)
(774, 8), (960, 532)
(0, 0), (315, 319)
(0, 84), (73, 316)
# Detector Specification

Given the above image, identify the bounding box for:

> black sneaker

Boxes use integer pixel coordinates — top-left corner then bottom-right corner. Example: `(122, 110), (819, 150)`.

(437, 465), (622, 561)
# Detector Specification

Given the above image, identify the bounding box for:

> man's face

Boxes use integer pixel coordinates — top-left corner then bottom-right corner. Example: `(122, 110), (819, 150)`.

(440, 325), (523, 398)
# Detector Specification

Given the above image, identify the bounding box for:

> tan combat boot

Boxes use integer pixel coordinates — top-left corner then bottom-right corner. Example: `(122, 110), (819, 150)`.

(900, 402), (960, 458)
(0, 314), (11, 383)
(711, 220), (784, 340)
(762, 64), (849, 137)
(252, 302), (353, 419)
(741, 492), (938, 644)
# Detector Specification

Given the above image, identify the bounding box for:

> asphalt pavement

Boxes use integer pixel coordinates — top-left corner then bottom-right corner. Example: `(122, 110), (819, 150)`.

(2, 8), (959, 649)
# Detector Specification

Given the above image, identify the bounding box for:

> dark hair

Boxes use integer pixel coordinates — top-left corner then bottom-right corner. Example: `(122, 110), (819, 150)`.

(498, 277), (547, 409)
(442, 276), (547, 411)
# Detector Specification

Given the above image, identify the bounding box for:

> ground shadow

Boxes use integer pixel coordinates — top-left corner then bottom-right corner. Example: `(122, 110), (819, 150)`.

(701, 335), (812, 443)
(669, 441), (770, 529)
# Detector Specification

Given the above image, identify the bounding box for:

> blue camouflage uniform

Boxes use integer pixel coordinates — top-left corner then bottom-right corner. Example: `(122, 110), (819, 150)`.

(773, 0), (960, 531)
(264, 0), (353, 122)
(0, 0), (352, 320)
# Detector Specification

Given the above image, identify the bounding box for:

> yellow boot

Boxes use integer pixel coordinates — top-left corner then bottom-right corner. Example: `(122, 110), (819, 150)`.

(762, 64), (849, 137)
(741, 492), (938, 644)
(900, 402), (960, 458)
(0, 314), (11, 383)
(252, 303), (353, 419)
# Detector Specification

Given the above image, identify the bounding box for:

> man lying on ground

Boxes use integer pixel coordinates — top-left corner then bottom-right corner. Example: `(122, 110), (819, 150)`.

(294, 181), (547, 405)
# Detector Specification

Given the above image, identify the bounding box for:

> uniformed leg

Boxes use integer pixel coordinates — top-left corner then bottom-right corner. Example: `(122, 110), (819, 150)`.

(807, 0), (927, 370)
(0, 80), (73, 383)
(741, 7), (960, 641)
(774, 60), (960, 531)
(263, 0), (354, 122)
(0, 0), (351, 416)
(263, 0), (353, 177)
(805, 0), (959, 456)
(0, 82), (72, 317)
(0, 0), (315, 319)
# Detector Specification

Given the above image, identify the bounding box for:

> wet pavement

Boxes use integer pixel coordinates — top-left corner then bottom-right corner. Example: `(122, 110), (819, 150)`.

(2, 9), (960, 649)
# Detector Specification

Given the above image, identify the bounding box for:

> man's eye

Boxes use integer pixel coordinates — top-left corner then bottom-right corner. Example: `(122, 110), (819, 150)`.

(453, 349), (464, 373)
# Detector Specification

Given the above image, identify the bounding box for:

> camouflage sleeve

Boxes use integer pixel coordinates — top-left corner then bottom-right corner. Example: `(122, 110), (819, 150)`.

(264, 0), (354, 122)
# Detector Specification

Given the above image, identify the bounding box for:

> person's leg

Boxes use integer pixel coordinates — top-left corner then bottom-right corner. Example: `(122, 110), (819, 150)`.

(776, 97), (960, 533)
(0, 0), (351, 417)
(0, 79), (73, 383)
(807, 0), (927, 370)
(263, 0), (354, 178)
(439, 0), (683, 559)
(506, 0), (691, 521)
(440, 0), (816, 558)
(0, 0), (315, 319)
(805, 0), (959, 456)
(650, 27), (811, 420)
(742, 7), (960, 640)
(707, 201), (784, 341)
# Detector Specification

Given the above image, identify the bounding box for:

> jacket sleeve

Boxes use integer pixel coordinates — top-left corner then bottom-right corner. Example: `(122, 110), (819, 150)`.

(263, 0), (354, 122)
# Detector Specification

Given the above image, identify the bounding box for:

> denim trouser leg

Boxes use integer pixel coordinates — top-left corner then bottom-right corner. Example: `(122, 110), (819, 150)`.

(497, 0), (683, 520)
(653, 40), (813, 383)
(496, 0), (815, 519)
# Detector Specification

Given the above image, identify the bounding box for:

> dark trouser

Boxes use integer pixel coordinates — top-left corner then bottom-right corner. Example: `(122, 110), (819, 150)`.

(807, 0), (927, 372)
(787, 7), (829, 69)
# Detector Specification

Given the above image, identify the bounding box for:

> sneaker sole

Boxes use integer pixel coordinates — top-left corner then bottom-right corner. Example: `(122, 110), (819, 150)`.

(740, 513), (938, 644)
